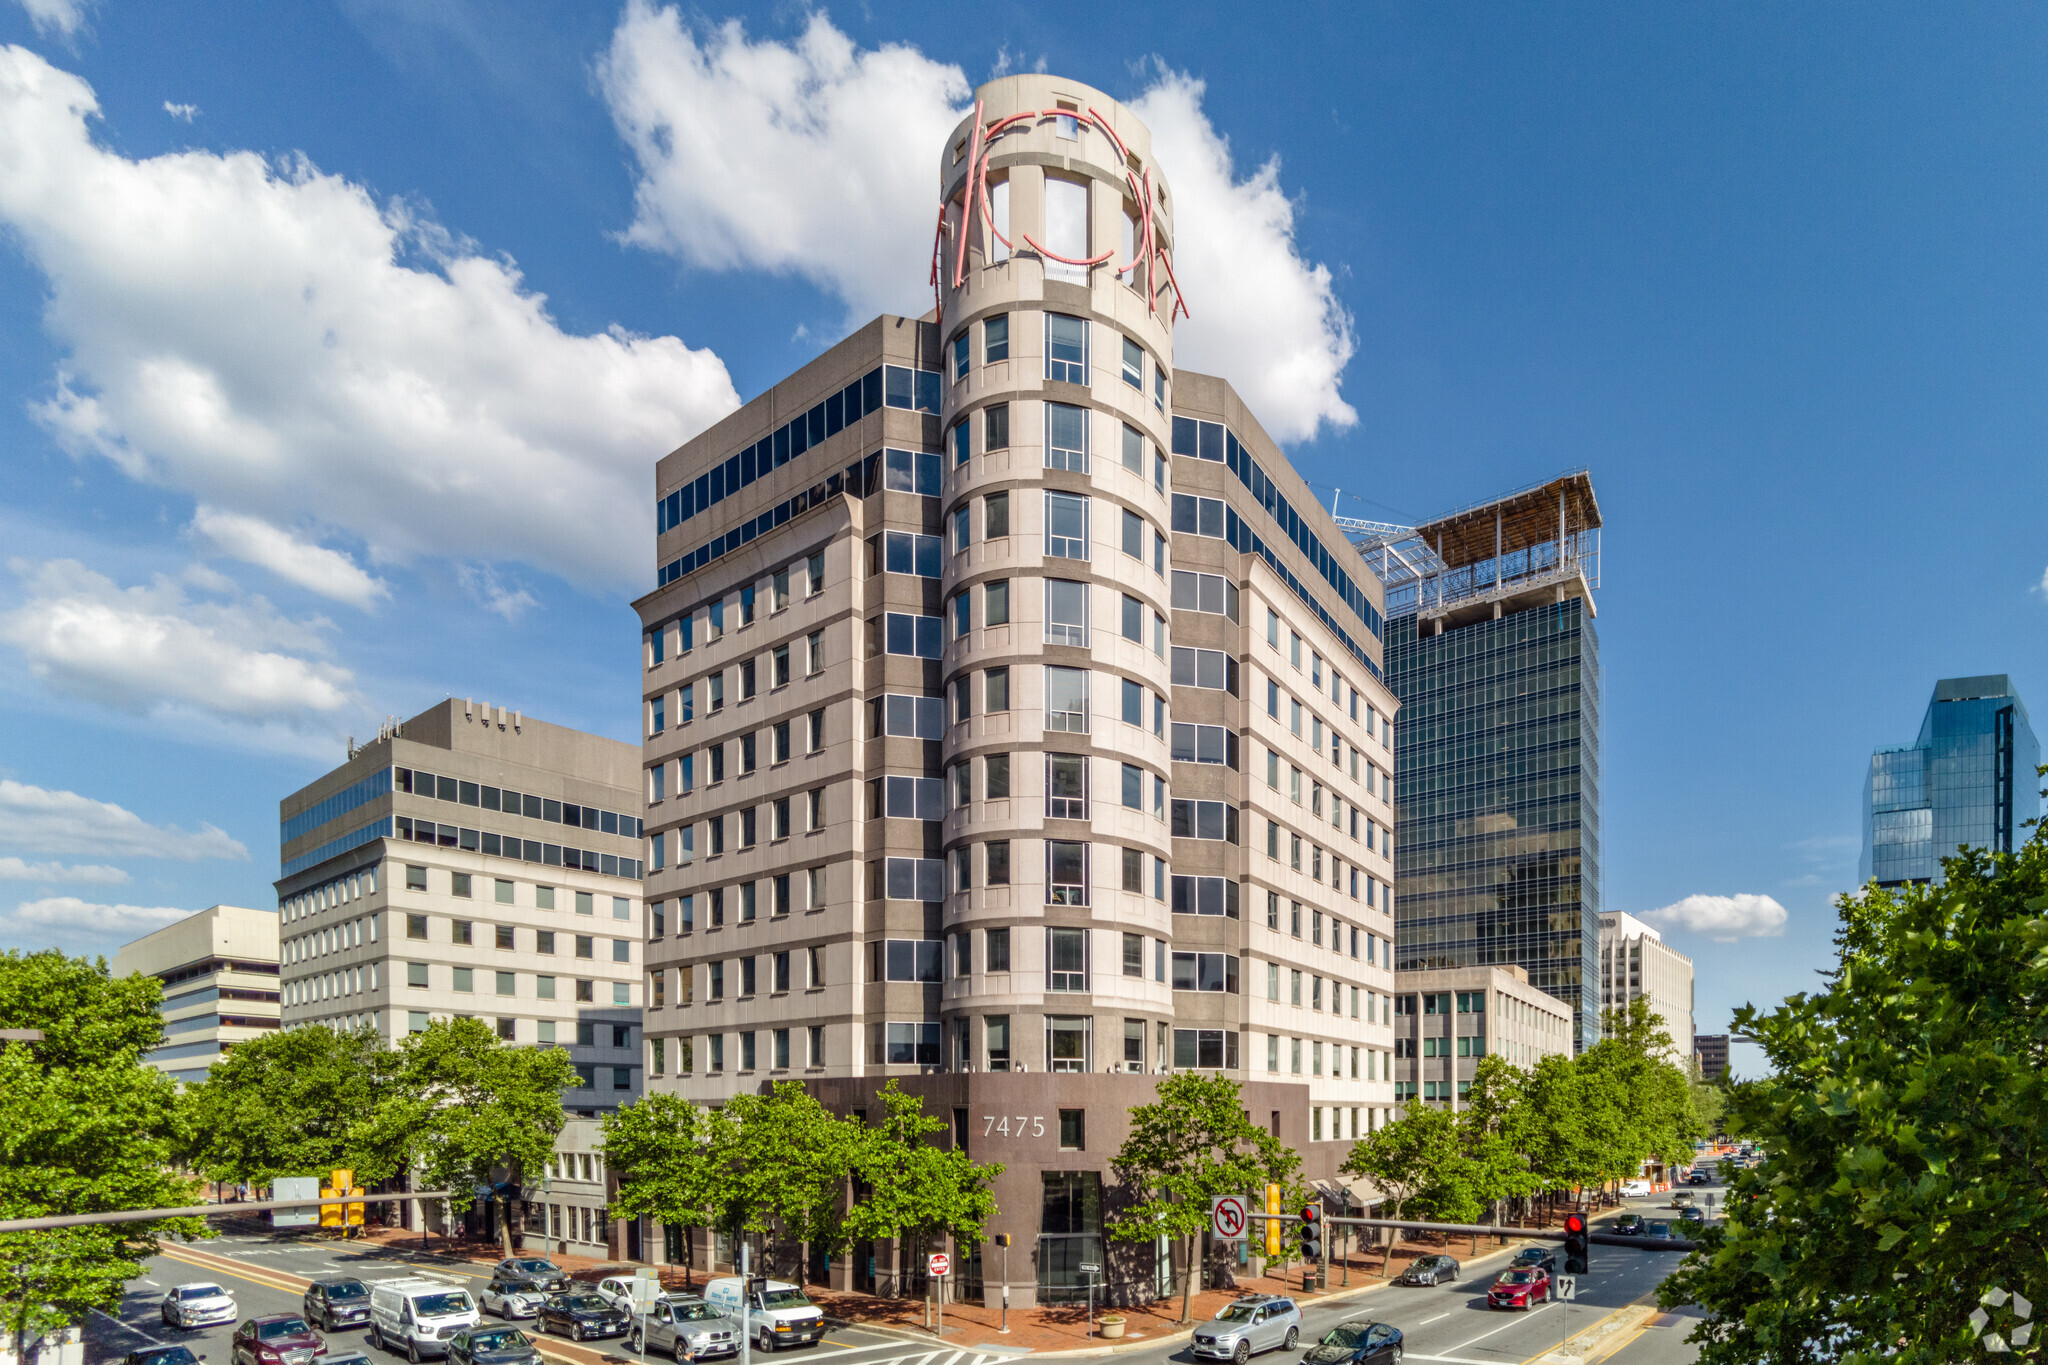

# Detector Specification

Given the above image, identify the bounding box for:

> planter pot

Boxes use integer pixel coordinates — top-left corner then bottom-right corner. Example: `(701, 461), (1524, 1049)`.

(1098, 1321), (1126, 1340)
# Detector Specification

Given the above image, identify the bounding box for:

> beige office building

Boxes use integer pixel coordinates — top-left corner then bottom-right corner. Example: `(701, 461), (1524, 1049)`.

(275, 700), (646, 1112)
(635, 74), (1399, 1305)
(1597, 911), (1694, 1064)
(1389, 964), (1574, 1111)
(113, 904), (281, 1084)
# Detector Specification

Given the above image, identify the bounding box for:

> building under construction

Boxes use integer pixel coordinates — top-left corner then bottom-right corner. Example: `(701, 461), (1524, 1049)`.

(1350, 472), (1604, 1054)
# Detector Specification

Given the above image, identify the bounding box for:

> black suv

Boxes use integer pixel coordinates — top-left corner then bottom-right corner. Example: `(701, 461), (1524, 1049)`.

(304, 1280), (372, 1332)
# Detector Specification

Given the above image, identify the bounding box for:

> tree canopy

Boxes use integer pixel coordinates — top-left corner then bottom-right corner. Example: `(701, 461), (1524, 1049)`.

(180, 1024), (396, 1186)
(1660, 837), (2048, 1364)
(0, 951), (206, 1358)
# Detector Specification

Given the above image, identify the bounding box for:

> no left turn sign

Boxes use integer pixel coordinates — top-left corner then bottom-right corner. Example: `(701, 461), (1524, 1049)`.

(1211, 1194), (1247, 1241)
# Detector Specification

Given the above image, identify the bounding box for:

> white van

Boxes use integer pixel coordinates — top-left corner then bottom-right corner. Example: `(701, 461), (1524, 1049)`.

(1620, 1179), (1653, 1199)
(369, 1277), (481, 1362)
(700, 1279), (824, 1353)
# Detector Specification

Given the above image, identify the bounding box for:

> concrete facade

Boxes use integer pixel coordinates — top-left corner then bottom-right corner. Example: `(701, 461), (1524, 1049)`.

(275, 700), (646, 1113)
(1693, 1032), (1728, 1084)
(1389, 964), (1573, 1110)
(113, 904), (281, 1084)
(635, 74), (1399, 1308)
(1596, 911), (1694, 1065)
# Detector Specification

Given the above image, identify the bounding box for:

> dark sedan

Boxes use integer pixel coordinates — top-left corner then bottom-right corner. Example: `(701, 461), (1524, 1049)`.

(491, 1261), (569, 1295)
(447, 1329), (541, 1365)
(303, 1280), (372, 1332)
(1299, 1320), (1403, 1365)
(1397, 1254), (1460, 1286)
(1508, 1247), (1557, 1275)
(232, 1315), (327, 1365)
(122, 1347), (204, 1365)
(1612, 1214), (1645, 1236)
(536, 1294), (630, 1343)
(1645, 1220), (1676, 1240)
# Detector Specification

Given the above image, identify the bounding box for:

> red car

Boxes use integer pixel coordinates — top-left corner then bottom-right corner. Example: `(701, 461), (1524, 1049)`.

(1487, 1267), (1552, 1310)
(232, 1315), (328, 1365)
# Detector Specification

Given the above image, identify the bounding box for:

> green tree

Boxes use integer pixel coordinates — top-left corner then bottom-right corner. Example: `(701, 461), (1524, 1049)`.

(600, 1093), (718, 1284)
(1340, 1104), (1482, 1224)
(0, 951), (206, 1361)
(1660, 838), (2048, 1364)
(361, 1018), (574, 1258)
(844, 1081), (1003, 1284)
(704, 1083), (864, 1276)
(1460, 1056), (1544, 1220)
(179, 1024), (396, 1188)
(1109, 1073), (1303, 1323)
(1684, 1056), (1727, 1139)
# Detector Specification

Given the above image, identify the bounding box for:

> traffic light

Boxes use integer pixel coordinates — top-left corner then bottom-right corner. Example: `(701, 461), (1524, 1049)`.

(1298, 1204), (1322, 1262)
(1563, 1212), (1590, 1275)
(1265, 1184), (1282, 1258)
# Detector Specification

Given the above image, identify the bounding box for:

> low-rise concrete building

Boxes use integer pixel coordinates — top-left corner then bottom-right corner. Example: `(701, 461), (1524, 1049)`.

(112, 904), (281, 1084)
(1391, 964), (1573, 1110)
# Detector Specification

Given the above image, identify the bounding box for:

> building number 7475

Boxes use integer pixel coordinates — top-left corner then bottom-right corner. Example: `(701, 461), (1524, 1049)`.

(984, 1115), (1046, 1138)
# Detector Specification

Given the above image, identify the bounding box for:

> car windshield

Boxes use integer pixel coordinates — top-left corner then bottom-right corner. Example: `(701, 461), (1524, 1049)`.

(143, 1349), (201, 1365)
(758, 1290), (811, 1312)
(178, 1287), (226, 1301)
(565, 1296), (610, 1312)
(1215, 1303), (1260, 1323)
(1501, 1271), (1538, 1285)
(515, 1262), (557, 1275)
(1514, 1251), (1544, 1262)
(470, 1332), (526, 1352)
(674, 1305), (721, 1322)
(326, 1283), (368, 1301)
(1648, 1223), (1672, 1236)
(258, 1319), (311, 1339)
(1318, 1327), (1366, 1347)
(418, 1294), (474, 1317)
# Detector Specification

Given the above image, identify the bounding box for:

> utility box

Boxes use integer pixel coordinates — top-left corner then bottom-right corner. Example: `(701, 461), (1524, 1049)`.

(272, 1176), (320, 1229)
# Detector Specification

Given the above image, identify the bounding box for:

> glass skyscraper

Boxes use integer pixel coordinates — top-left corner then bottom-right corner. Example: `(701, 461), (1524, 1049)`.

(1861, 675), (2039, 887)
(1353, 472), (1605, 1051)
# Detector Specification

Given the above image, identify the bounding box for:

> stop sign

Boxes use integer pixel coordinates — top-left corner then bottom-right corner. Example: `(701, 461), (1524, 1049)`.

(928, 1252), (950, 1277)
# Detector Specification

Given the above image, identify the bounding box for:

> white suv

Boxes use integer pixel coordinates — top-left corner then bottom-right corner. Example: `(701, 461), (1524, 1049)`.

(1192, 1296), (1301, 1364)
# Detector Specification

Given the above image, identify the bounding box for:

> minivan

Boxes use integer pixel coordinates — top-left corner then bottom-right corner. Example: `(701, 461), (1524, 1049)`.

(368, 1279), (480, 1363)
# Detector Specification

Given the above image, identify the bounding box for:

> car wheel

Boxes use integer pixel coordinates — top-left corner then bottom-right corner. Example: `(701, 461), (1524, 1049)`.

(369, 1326), (382, 1352)
(760, 1330), (776, 1355)
(1232, 1342), (1249, 1365)
(407, 1338), (421, 1365)
(632, 1332), (645, 1353)
(1284, 1328), (1299, 1351)
(572, 1324), (584, 1342)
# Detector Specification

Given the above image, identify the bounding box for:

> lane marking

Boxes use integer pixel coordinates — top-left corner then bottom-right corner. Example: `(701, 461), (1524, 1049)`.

(1417, 1313), (1450, 1325)
(160, 1247), (307, 1296)
(92, 1308), (172, 1348)
(1448, 1303), (1553, 1353)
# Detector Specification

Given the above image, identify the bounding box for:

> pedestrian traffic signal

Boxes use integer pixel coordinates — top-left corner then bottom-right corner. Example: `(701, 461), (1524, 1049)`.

(1298, 1204), (1322, 1261)
(1563, 1212), (1590, 1275)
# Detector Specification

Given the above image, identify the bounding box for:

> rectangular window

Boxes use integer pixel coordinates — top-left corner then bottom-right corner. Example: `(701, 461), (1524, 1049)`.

(1170, 723), (1238, 767)
(985, 314), (1010, 363)
(1046, 401), (1089, 471)
(1045, 491), (1089, 559)
(984, 578), (1011, 628)
(984, 491), (1010, 540)
(1170, 951), (1239, 993)
(1173, 1028), (1237, 1070)
(1121, 762), (1143, 810)
(1170, 570), (1240, 621)
(1121, 595), (1143, 644)
(1045, 581), (1089, 648)
(986, 665), (1011, 711)
(1121, 510), (1145, 561)
(1047, 927), (1089, 990)
(985, 752), (1011, 798)
(985, 401), (1010, 450)
(1047, 840), (1088, 907)
(1045, 665), (1089, 731)
(1046, 753), (1088, 819)
(1171, 876), (1240, 918)
(883, 612), (944, 658)
(1045, 314), (1088, 384)
(807, 630), (823, 674)
(883, 531), (943, 577)
(1170, 646), (1237, 693)
(952, 330), (970, 381)
(1170, 493), (1227, 538)
(1121, 423), (1144, 475)
(1121, 848), (1144, 894)
(987, 840), (1011, 886)
(1121, 336), (1143, 389)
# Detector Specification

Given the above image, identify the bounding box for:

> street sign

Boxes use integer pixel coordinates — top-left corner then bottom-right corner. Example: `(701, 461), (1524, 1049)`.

(1078, 1264), (1101, 1275)
(1211, 1194), (1248, 1241)
(1556, 1276), (1577, 1301)
(928, 1253), (950, 1278)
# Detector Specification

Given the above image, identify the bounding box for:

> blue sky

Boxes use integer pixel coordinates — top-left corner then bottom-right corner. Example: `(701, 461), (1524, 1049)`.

(1, 1), (2044, 1077)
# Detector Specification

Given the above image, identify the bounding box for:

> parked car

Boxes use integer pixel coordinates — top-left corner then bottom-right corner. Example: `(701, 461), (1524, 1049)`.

(1508, 1248), (1557, 1275)
(1190, 1295), (1301, 1363)
(305, 1280), (373, 1332)
(478, 1281), (541, 1322)
(123, 1347), (204, 1365)
(1299, 1319), (1403, 1365)
(1487, 1268), (1552, 1311)
(631, 1296), (738, 1362)
(231, 1314), (328, 1365)
(701, 1279), (824, 1353)
(1612, 1214), (1645, 1236)
(536, 1293), (630, 1343)
(1396, 1254), (1460, 1287)
(445, 1328), (541, 1365)
(163, 1285), (238, 1330)
(1679, 1206), (1707, 1226)
(368, 1278), (480, 1363)
(489, 1261), (569, 1296)
(594, 1276), (659, 1316)
(1620, 1179), (1653, 1198)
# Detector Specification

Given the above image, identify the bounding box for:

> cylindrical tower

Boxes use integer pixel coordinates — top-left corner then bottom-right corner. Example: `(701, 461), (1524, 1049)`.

(935, 77), (1180, 1077)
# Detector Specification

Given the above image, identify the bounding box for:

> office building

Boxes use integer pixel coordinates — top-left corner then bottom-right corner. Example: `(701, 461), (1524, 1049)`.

(112, 904), (281, 1084)
(1693, 1033), (1729, 1084)
(636, 73), (1399, 1306)
(1389, 964), (1573, 1109)
(1595, 911), (1694, 1065)
(1357, 473), (1604, 1051)
(275, 700), (647, 1111)
(1861, 675), (2039, 887)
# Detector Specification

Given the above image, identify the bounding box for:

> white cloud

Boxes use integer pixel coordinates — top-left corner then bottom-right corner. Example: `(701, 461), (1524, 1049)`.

(455, 563), (539, 622)
(597, 10), (1356, 443)
(1642, 893), (1790, 943)
(1127, 70), (1357, 442)
(191, 505), (388, 609)
(0, 558), (356, 726)
(2, 895), (190, 939)
(12, 0), (92, 39)
(0, 46), (740, 595)
(0, 856), (129, 884)
(0, 778), (247, 861)
(163, 101), (197, 122)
